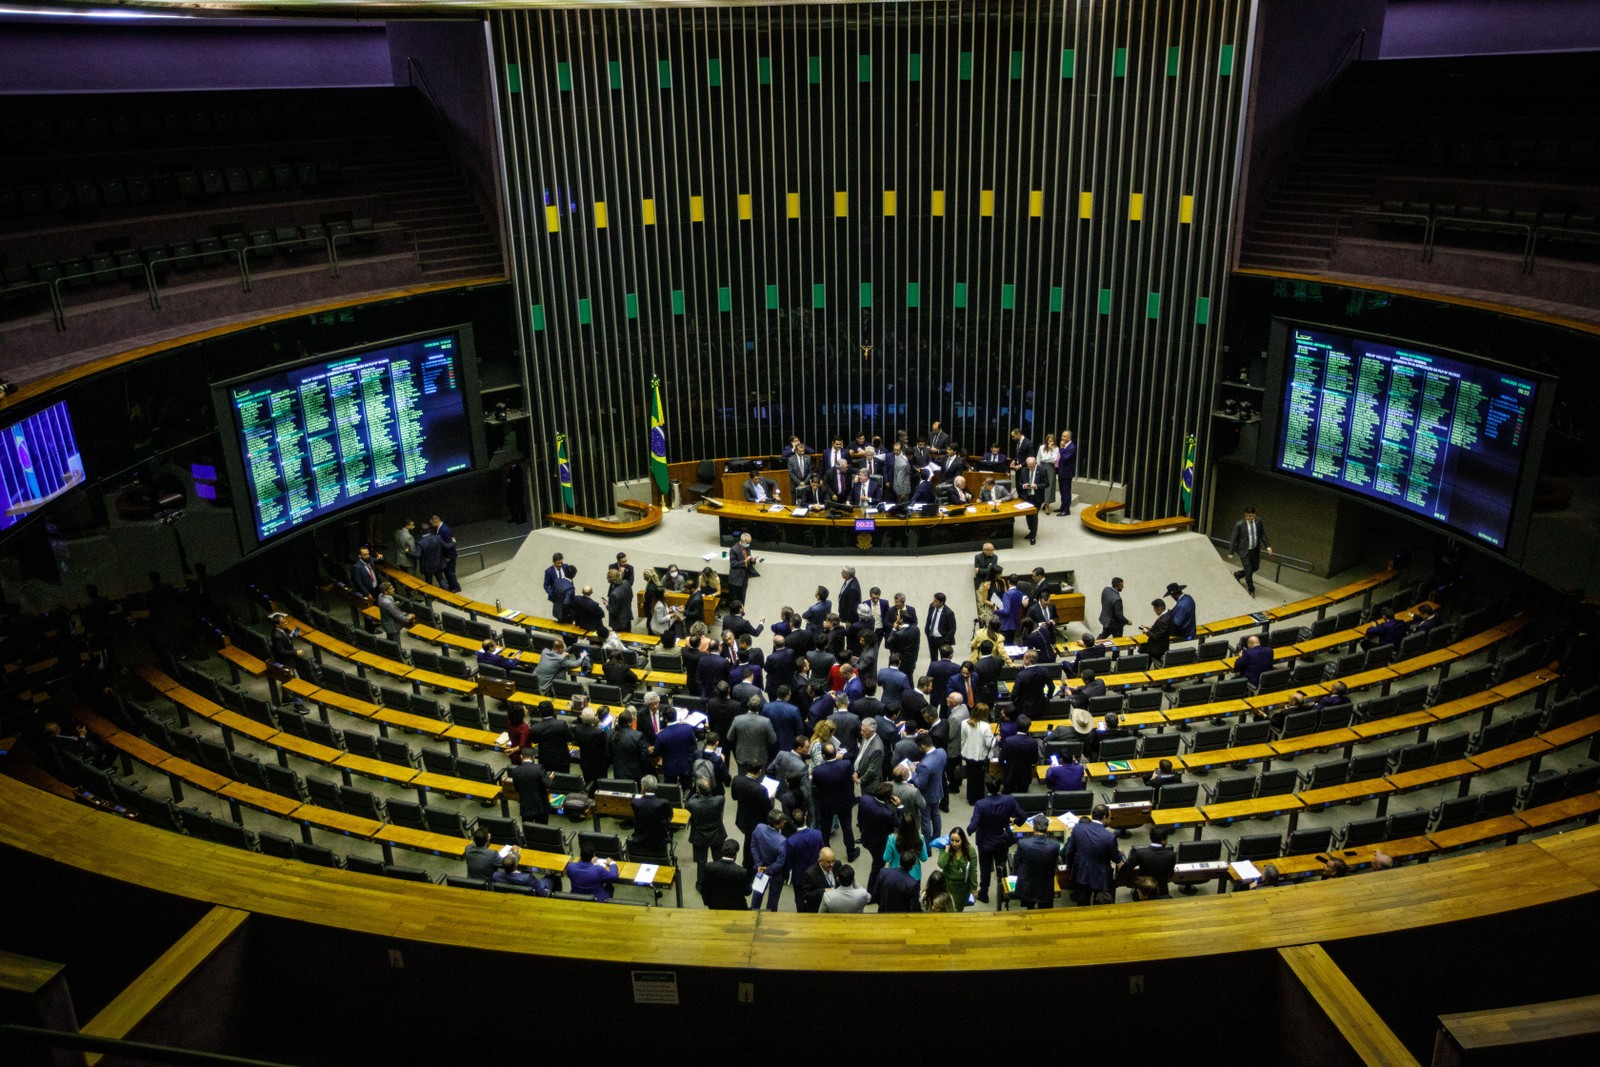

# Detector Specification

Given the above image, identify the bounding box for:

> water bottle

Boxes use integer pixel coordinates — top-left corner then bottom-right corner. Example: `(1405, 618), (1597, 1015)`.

(495, 598), (503, 612)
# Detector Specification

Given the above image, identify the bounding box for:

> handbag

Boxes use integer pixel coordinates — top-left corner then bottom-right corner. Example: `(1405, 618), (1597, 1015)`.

(562, 790), (594, 821)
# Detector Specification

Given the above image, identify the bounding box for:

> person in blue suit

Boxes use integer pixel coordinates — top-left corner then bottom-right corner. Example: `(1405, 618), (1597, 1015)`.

(911, 734), (947, 840)
(1234, 634), (1275, 689)
(1166, 582), (1197, 641)
(811, 742), (859, 859)
(1063, 804), (1124, 906)
(967, 776), (1026, 905)
(564, 847), (621, 901)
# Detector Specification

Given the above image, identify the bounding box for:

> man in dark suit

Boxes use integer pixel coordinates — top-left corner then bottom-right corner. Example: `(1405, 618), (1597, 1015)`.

(910, 477), (936, 506)
(699, 839), (754, 910)
(348, 546), (379, 600)
(1098, 577), (1128, 639)
(938, 445), (967, 485)
(1055, 430), (1078, 514)
(823, 437), (849, 474)
(786, 444), (813, 495)
(504, 747), (551, 825)
(824, 459), (851, 503)
(628, 782), (675, 856)
(1008, 427), (1037, 469)
(854, 719), (887, 793)
(741, 469), (781, 504)
(872, 850), (923, 913)
(652, 715), (698, 790)
(973, 642), (1004, 707)
(764, 636), (797, 697)
(1017, 456), (1045, 544)
(429, 515), (460, 593)
(607, 710), (650, 785)
(928, 420), (952, 456)
(837, 567), (862, 626)
(857, 783), (901, 891)
(850, 469), (882, 509)
(811, 742), (859, 859)
(1144, 758), (1182, 793)
(1140, 599), (1176, 665)
(1366, 607), (1408, 649)
(569, 585), (606, 637)
(1070, 668), (1108, 712)
(527, 701), (573, 773)
(796, 474), (829, 507)
(923, 593), (958, 665)
(1010, 651), (1055, 719)
(1063, 804), (1124, 905)
(968, 776), (1026, 905)
(730, 762), (773, 868)
(927, 645), (961, 706)
(999, 721), (1040, 795)
(798, 846), (840, 913)
(543, 552), (576, 619)
(1012, 817), (1063, 909)
(722, 603), (764, 642)
(1228, 505), (1273, 597)
(1234, 633), (1275, 689)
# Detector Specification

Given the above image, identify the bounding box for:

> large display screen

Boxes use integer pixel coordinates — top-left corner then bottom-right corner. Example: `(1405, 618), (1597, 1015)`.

(1268, 322), (1548, 553)
(215, 327), (483, 549)
(0, 400), (85, 533)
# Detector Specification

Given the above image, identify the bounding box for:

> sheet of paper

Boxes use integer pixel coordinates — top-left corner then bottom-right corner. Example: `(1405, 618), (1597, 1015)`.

(495, 731), (511, 747)
(1231, 860), (1261, 881)
(967, 506), (979, 514)
(498, 608), (520, 620)
(768, 504), (785, 513)
(792, 506), (809, 516)
(1014, 501), (1035, 511)
(498, 844), (516, 859)
(760, 776), (779, 798)
(633, 863), (659, 886)
(909, 503), (926, 512)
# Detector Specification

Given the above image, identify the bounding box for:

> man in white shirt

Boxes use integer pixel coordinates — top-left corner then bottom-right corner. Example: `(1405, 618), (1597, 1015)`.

(818, 862), (871, 913)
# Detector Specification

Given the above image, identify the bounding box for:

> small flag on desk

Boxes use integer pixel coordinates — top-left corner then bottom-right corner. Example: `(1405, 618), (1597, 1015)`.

(1180, 433), (1196, 516)
(649, 374), (670, 502)
(556, 432), (575, 509)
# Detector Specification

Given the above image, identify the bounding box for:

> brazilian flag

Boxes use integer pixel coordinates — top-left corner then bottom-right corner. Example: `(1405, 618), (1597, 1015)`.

(649, 375), (670, 500)
(1180, 434), (1196, 516)
(556, 432), (574, 509)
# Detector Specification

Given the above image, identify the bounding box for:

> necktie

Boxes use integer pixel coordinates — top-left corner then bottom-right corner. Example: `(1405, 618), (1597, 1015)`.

(1248, 522), (1256, 550)
(932, 607), (941, 632)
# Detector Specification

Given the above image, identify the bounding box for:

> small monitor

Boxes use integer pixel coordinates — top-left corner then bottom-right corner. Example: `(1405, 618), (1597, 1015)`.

(854, 518), (876, 532)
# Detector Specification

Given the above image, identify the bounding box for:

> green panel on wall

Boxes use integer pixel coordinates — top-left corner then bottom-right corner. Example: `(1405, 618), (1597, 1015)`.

(908, 53), (922, 82)
(1167, 47), (1181, 77)
(1098, 289), (1112, 315)
(707, 58), (722, 87)
(507, 63), (521, 93)
(608, 61), (623, 90)
(1195, 296), (1212, 325)
(765, 283), (780, 310)
(1049, 287), (1064, 312)
(556, 62), (572, 91)
(670, 289), (685, 315)
(959, 52), (973, 81)
(1061, 49), (1075, 78)
(1010, 52), (1024, 79)
(812, 283), (826, 309)
(576, 297), (591, 324)
(1220, 44), (1235, 76)
(808, 55), (822, 84)
(1146, 292), (1161, 319)
(758, 56), (772, 85)
(859, 281), (874, 308)
(953, 281), (968, 308)
(624, 292), (639, 319)
(1000, 283), (1016, 310)
(859, 55), (872, 82)
(906, 281), (920, 308)
(717, 286), (732, 312)
(529, 302), (544, 330)
(658, 60), (673, 89)
(1113, 48), (1128, 77)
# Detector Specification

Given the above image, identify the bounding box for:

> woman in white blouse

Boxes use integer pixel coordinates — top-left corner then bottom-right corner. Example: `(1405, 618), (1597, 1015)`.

(958, 704), (996, 804)
(1035, 434), (1060, 513)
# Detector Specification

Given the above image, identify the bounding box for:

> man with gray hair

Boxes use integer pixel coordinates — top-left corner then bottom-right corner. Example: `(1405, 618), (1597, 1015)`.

(854, 717), (885, 792)
(838, 566), (862, 627)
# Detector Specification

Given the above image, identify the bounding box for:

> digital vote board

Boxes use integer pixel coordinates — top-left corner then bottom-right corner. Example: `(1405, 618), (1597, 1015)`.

(216, 327), (483, 549)
(1268, 322), (1548, 553)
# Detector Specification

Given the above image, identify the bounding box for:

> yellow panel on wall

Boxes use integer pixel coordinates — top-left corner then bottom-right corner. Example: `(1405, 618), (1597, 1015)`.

(545, 204), (560, 233)
(1029, 190), (1044, 217)
(931, 190), (946, 217)
(979, 189), (995, 216)
(883, 190), (897, 216)
(1078, 191), (1093, 219)
(689, 195), (705, 222)
(1129, 192), (1145, 221)
(641, 198), (657, 225)
(1179, 194), (1194, 224)
(738, 193), (753, 220)
(593, 201), (608, 229)
(786, 192), (801, 219)
(834, 190), (849, 217)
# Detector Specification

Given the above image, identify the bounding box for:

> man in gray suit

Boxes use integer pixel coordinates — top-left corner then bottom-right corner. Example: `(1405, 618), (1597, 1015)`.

(1098, 577), (1128, 639)
(854, 718), (886, 791)
(786, 444), (813, 496)
(890, 442), (914, 502)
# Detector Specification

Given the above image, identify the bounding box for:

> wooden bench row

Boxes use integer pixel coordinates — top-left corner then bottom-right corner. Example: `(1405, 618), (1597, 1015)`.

(382, 565), (662, 648)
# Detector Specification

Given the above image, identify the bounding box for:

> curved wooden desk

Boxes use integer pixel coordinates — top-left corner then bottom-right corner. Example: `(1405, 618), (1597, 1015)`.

(701, 496), (1026, 553)
(544, 498), (662, 536)
(1080, 500), (1196, 536)
(2, 771), (1596, 974)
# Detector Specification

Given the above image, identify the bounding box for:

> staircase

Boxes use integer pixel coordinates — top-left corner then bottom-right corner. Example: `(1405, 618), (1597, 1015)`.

(1240, 63), (1408, 272)
(356, 94), (503, 283)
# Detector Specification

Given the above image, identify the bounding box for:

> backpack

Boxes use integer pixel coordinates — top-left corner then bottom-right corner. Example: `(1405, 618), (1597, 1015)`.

(562, 790), (593, 821)
(691, 751), (720, 790)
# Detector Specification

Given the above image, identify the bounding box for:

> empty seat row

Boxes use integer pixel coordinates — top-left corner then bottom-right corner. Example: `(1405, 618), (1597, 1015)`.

(0, 162), (333, 219)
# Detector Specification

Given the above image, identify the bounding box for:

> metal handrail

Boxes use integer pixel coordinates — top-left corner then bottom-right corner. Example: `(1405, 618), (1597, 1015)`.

(406, 55), (496, 253)
(1335, 208), (1434, 261)
(1, 276), (66, 331)
(1208, 535), (1314, 584)
(148, 245), (252, 299)
(1528, 224), (1600, 272)
(0, 1022), (297, 1067)
(51, 260), (158, 318)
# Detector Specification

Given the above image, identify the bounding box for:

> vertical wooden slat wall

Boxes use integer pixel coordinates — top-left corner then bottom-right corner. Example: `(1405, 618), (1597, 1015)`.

(493, 0), (1250, 520)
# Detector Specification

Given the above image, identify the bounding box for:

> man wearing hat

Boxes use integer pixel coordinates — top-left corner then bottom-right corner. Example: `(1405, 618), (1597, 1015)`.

(1166, 583), (1197, 641)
